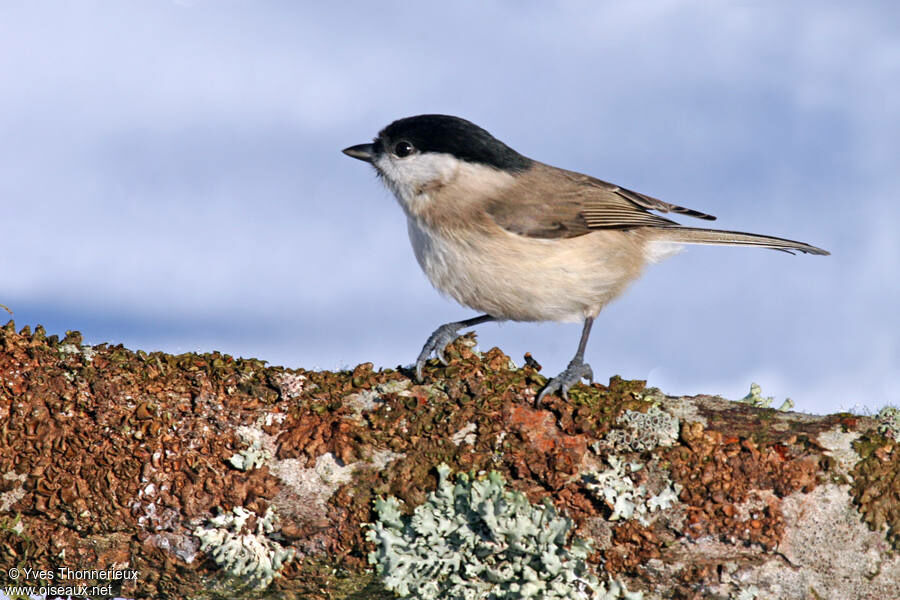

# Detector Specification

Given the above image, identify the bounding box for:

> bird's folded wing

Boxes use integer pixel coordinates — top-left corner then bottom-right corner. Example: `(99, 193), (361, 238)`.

(485, 164), (716, 239)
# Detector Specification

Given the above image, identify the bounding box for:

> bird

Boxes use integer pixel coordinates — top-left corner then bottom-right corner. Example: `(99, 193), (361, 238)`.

(342, 114), (829, 404)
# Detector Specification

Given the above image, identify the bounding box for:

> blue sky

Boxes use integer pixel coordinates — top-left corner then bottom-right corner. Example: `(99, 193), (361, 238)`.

(1, 2), (898, 415)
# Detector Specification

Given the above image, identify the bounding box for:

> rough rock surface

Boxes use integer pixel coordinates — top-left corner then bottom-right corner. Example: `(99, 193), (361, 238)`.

(0, 321), (897, 599)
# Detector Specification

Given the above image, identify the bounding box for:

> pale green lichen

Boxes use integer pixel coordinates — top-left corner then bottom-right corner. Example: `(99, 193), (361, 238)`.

(57, 342), (95, 362)
(740, 383), (793, 411)
(594, 577), (644, 599)
(732, 585), (759, 600)
(228, 424), (276, 471)
(876, 406), (900, 442)
(450, 422), (478, 447)
(602, 406), (680, 452)
(366, 463), (601, 599)
(229, 440), (270, 471)
(376, 379), (413, 395)
(584, 456), (681, 526)
(194, 506), (294, 591)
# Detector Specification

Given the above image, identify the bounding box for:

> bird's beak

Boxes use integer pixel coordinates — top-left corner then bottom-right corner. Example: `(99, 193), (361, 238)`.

(342, 143), (375, 163)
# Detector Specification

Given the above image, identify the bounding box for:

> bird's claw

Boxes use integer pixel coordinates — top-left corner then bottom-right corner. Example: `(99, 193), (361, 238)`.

(536, 359), (594, 405)
(415, 323), (463, 381)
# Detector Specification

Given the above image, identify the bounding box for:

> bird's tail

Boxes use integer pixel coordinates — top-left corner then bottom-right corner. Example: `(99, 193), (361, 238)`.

(652, 227), (830, 256)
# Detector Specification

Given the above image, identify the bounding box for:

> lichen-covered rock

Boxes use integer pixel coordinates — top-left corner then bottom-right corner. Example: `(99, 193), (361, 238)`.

(1, 321), (897, 599)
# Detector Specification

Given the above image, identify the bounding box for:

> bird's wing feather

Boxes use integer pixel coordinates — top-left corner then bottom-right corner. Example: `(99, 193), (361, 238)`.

(485, 164), (716, 239)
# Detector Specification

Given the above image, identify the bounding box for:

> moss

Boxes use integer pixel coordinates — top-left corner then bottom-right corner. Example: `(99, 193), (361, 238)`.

(851, 434), (900, 550)
(312, 566), (387, 598)
(0, 514), (40, 577)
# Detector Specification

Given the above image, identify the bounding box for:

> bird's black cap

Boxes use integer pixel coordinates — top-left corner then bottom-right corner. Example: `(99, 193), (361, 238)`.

(377, 114), (533, 173)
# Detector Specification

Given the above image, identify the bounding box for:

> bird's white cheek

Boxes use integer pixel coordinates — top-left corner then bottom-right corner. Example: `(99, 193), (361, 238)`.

(375, 153), (460, 216)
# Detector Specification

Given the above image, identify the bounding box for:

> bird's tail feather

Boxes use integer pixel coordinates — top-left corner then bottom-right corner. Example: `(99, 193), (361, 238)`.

(654, 227), (830, 256)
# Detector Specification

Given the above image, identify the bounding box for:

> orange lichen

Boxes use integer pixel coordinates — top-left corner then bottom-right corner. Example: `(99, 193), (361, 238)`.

(665, 422), (820, 552)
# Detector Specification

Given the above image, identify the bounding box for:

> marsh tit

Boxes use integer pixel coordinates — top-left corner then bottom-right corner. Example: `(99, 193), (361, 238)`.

(343, 114), (828, 404)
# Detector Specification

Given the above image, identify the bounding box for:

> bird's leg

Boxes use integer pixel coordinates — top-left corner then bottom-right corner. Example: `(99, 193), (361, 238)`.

(415, 314), (496, 382)
(537, 317), (595, 405)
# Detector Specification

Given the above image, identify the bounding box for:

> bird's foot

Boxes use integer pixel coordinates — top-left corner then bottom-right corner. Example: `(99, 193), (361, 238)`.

(415, 323), (465, 381)
(536, 358), (594, 405)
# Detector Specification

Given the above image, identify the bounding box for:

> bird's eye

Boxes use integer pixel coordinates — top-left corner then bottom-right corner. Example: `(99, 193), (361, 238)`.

(393, 141), (414, 157)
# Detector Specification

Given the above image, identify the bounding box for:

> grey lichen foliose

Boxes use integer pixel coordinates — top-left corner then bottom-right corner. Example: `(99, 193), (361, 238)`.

(229, 440), (271, 472)
(583, 456), (682, 526)
(228, 422), (279, 472)
(194, 505), (295, 591)
(601, 406), (680, 453)
(876, 405), (900, 442)
(366, 463), (611, 600)
(57, 342), (96, 362)
(451, 422), (479, 447)
(731, 586), (760, 600)
(739, 383), (794, 412)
